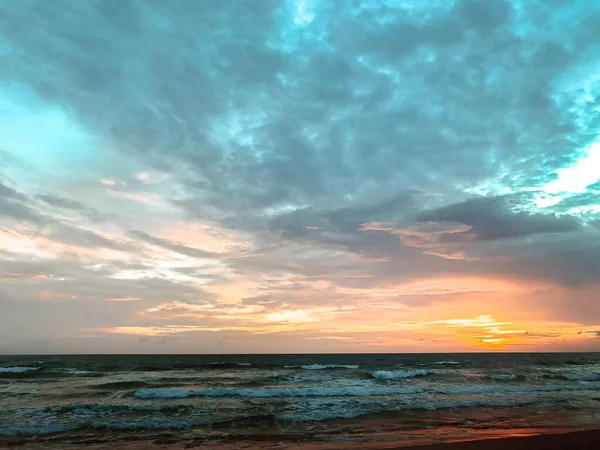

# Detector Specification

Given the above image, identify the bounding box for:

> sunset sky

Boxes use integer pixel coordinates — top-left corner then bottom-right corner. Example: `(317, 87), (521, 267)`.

(1, 0), (600, 354)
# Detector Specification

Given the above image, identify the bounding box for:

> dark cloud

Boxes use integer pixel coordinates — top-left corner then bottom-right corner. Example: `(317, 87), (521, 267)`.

(325, 191), (420, 232)
(0, 181), (28, 201)
(37, 193), (87, 211)
(0, 182), (127, 250)
(3, 0), (599, 222)
(0, 182), (47, 223)
(129, 230), (217, 259)
(265, 191), (419, 243)
(50, 223), (127, 250)
(490, 232), (600, 287)
(419, 195), (581, 241)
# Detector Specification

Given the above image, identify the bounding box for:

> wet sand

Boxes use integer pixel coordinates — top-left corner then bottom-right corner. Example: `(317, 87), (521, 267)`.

(398, 429), (600, 450)
(295, 429), (600, 450)
(4, 429), (600, 449)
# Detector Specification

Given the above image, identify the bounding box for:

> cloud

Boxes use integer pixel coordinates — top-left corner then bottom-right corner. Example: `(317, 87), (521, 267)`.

(37, 193), (87, 211)
(1, 0), (600, 352)
(0, 182), (48, 224)
(0, 182), (28, 202)
(129, 230), (217, 259)
(488, 231), (600, 286)
(4, 0), (599, 221)
(418, 196), (581, 241)
(49, 224), (127, 250)
(0, 182), (127, 252)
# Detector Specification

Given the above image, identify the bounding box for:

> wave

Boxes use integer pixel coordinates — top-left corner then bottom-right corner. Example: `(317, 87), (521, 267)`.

(0, 424), (77, 437)
(436, 383), (600, 395)
(563, 359), (599, 366)
(56, 368), (101, 377)
(2, 393), (542, 437)
(91, 419), (193, 430)
(206, 362), (253, 368)
(36, 403), (198, 416)
(301, 364), (359, 370)
(0, 366), (40, 373)
(135, 384), (410, 399)
(0, 367), (103, 380)
(0, 403), (205, 436)
(278, 396), (540, 423)
(486, 374), (524, 381)
(231, 374), (298, 387)
(434, 361), (461, 365)
(135, 380), (600, 400)
(91, 381), (150, 390)
(544, 373), (600, 382)
(137, 362), (255, 371)
(563, 373), (600, 381)
(368, 369), (430, 380)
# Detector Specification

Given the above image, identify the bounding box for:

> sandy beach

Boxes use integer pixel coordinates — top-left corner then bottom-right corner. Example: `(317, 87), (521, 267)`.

(404, 429), (600, 450)
(217, 429), (600, 450)
(4, 429), (600, 450)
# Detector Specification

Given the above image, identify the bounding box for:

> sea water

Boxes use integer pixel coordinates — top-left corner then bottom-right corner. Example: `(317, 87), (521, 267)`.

(2, 353), (600, 447)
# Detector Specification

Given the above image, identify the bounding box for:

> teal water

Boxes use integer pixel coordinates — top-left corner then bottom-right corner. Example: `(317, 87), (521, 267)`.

(2, 353), (600, 446)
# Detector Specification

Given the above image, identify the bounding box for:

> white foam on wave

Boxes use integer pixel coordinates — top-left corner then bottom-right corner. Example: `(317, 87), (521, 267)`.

(92, 419), (192, 430)
(434, 361), (461, 365)
(538, 366), (600, 381)
(301, 364), (359, 370)
(563, 373), (600, 381)
(278, 395), (539, 422)
(369, 369), (430, 380)
(207, 362), (252, 367)
(436, 383), (600, 395)
(135, 380), (600, 400)
(58, 368), (96, 375)
(0, 367), (40, 373)
(488, 374), (518, 381)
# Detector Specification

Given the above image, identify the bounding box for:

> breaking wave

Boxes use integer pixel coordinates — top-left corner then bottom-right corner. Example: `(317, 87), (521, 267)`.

(135, 382), (600, 400)
(301, 364), (359, 370)
(486, 374), (523, 381)
(135, 385), (408, 399)
(91, 381), (150, 390)
(0, 367), (40, 373)
(368, 369), (430, 380)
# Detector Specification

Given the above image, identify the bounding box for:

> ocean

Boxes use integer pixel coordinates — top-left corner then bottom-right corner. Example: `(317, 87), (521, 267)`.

(2, 353), (600, 448)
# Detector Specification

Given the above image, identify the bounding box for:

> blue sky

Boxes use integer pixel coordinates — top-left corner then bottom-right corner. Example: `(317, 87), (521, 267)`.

(1, 0), (600, 353)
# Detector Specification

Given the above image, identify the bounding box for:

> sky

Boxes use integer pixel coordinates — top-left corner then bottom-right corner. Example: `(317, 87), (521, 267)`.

(1, 0), (600, 354)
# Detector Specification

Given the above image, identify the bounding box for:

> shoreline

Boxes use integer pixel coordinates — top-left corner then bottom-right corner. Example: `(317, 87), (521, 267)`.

(6, 428), (600, 450)
(292, 429), (600, 450)
(401, 429), (600, 450)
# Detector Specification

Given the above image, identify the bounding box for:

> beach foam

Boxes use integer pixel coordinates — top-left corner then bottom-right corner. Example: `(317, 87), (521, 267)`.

(0, 367), (40, 373)
(134, 381), (600, 400)
(301, 364), (359, 370)
(368, 369), (430, 380)
(488, 374), (519, 381)
(278, 395), (540, 422)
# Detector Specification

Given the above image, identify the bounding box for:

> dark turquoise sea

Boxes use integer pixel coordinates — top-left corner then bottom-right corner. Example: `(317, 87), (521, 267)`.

(2, 353), (600, 447)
